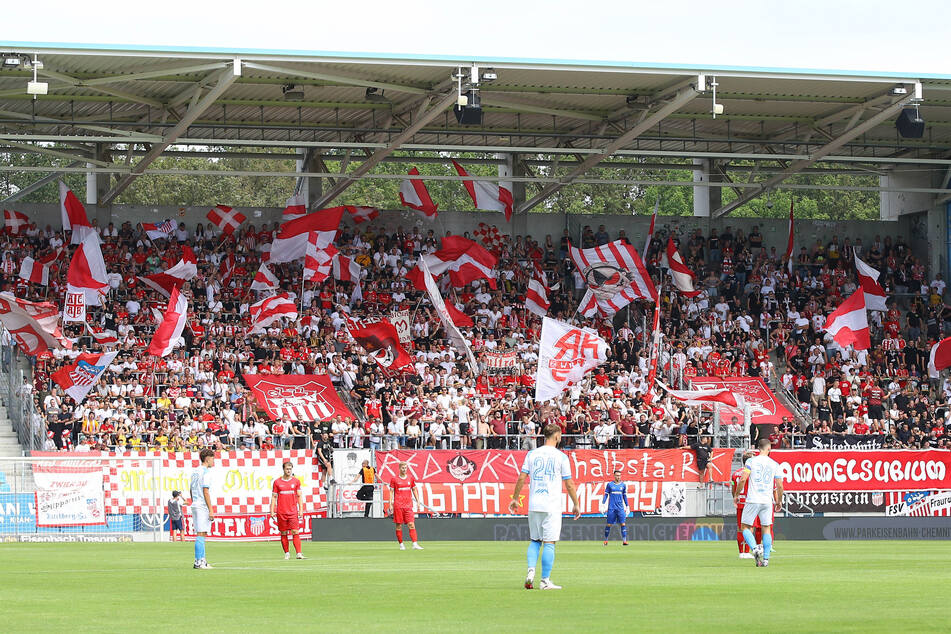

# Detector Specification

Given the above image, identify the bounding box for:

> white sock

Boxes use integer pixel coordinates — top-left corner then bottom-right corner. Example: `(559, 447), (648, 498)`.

(527, 567), (535, 578)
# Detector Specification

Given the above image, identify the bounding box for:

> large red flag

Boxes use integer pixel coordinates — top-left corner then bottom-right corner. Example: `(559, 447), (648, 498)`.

(451, 160), (513, 222)
(147, 286), (188, 357)
(346, 317), (415, 374)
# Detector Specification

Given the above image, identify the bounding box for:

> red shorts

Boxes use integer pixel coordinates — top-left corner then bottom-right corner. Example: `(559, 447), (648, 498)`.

(277, 514), (300, 532)
(393, 506), (414, 525)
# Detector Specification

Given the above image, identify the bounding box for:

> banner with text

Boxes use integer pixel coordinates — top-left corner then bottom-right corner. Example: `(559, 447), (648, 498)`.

(805, 434), (885, 450)
(885, 490), (951, 517)
(772, 450), (951, 492)
(244, 374), (355, 422)
(380, 480), (691, 516)
(182, 512), (321, 541)
(32, 450), (325, 516)
(33, 459), (106, 527)
(376, 449), (733, 485)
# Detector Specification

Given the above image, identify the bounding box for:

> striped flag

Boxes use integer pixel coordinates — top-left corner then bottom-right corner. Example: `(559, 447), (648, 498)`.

(570, 239), (656, 317)
(399, 167), (438, 218)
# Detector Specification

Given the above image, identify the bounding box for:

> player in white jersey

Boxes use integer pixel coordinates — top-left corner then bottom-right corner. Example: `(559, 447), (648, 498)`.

(734, 438), (783, 567)
(508, 424), (580, 590)
(189, 449), (216, 570)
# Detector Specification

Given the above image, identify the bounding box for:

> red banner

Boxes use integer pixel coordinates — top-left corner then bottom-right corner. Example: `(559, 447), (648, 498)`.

(244, 374), (354, 421)
(182, 512), (322, 541)
(382, 481), (670, 515)
(376, 449), (733, 484)
(689, 376), (792, 426)
(773, 450), (951, 491)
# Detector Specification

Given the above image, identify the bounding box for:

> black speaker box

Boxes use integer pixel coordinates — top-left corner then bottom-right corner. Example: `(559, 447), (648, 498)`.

(896, 108), (925, 139)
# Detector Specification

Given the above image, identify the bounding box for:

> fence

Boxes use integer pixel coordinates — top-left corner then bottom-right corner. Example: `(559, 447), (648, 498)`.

(0, 454), (165, 541)
(0, 341), (43, 452)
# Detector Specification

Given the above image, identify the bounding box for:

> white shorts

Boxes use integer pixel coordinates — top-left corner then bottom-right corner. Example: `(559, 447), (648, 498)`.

(528, 510), (562, 542)
(193, 507), (212, 534)
(741, 502), (774, 527)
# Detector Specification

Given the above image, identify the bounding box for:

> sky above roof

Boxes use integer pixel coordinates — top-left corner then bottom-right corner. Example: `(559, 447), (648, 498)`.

(4, 0), (947, 78)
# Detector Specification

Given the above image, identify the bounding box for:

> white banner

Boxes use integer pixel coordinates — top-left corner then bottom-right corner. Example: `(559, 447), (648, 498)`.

(63, 290), (86, 322)
(389, 309), (412, 344)
(420, 259), (479, 374)
(33, 460), (106, 527)
(535, 317), (608, 402)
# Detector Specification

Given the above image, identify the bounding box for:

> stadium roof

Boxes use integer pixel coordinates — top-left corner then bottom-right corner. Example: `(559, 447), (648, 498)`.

(1, 42), (950, 215)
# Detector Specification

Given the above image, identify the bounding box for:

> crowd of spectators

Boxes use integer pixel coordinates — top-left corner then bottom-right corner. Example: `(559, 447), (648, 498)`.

(4, 211), (951, 456)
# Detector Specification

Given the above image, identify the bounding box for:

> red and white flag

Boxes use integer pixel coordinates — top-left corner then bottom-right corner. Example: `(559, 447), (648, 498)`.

(249, 293), (298, 333)
(19, 248), (62, 286)
(643, 196), (659, 256)
(138, 245), (197, 297)
(664, 237), (701, 297)
(85, 322), (119, 347)
(206, 204), (246, 237)
(66, 231), (109, 308)
(282, 192), (307, 222)
(928, 336), (951, 378)
(4, 209), (29, 234)
(451, 160), (513, 222)
(444, 300), (474, 327)
(419, 259), (479, 374)
(51, 351), (118, 403)
(147, 286), (188, 357)
(535, 317), (609, 402)
(346, 317), (415, 374)
(854, 251), (888, 312)
(399, 167), (438, 218)
(644, 292), (663, 404)
(304, 236), (336, 283)
(250, 263), (280, 291)
(525, 277), (551, 317)
(345, 205), (379, 225)
(0, 293), (71, 356)
(407, 235), (498, 290)
(823, 289), (870, 350)
(658, 381), (741, 408)
(219, 253), (236, 286)
(570, 240), (656, 317)
(269, 206), (344, 263)
(785, 200), (795, 275)
(59, 181), (95, 244)
(141, 219), (176, 241)
(333, 253), (362, 284)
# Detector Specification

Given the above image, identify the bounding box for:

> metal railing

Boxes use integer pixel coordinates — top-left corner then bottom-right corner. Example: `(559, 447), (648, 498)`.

(0, 342), (41, 453)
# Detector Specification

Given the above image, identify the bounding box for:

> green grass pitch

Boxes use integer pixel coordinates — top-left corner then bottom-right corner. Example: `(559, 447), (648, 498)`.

(3, 540), (948, 632)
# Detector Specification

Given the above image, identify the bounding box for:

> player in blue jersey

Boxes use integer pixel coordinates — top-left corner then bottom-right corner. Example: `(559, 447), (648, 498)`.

(508, 424), (581, 590)
(189, 449), (216, 570)
(734, 438), (783, 567)
(602, 469), (629, 545)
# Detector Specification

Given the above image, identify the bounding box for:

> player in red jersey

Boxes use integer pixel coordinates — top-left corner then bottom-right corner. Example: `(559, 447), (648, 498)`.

(270, 461), (306, 560)
(730, 451), (762, 559)
(389, 461), (424, 550)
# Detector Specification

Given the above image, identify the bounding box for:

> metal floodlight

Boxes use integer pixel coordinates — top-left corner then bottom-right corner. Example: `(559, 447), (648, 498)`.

(365, 87), (389, 103)
(27, 81), (48, 95)
(282, 84), (304, 101)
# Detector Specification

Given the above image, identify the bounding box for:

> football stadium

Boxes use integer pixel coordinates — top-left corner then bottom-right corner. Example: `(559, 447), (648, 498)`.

(2, 8), (951, 632)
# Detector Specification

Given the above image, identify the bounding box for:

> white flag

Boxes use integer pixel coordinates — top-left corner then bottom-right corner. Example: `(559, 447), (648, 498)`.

(420, 259), (478, 374)
(535, 317), (609, 402)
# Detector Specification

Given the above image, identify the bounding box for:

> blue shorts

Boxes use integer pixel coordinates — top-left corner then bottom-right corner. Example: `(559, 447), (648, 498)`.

(606, 508), (627, 525)
(170, 518), (183, 531)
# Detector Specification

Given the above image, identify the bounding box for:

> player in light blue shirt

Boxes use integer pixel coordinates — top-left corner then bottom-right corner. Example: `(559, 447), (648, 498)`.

(189, 449), (216, 570)
(734, 438), (784, 567)
(508, 424), (580, 590)
(602, 469), (629, 545)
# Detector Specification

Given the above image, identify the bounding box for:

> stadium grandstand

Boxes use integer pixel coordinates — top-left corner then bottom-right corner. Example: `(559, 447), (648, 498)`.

(0, 43), (950, 524)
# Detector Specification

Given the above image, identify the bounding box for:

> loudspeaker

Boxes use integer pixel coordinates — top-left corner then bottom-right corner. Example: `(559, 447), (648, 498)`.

(896, 108), (925, 139)
(454, 104), (483, 125)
